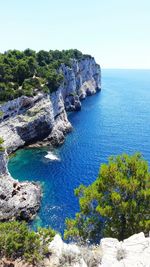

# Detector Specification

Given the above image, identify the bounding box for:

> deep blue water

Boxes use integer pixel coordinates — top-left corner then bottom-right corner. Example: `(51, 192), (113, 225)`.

(8, 69), (150, 233)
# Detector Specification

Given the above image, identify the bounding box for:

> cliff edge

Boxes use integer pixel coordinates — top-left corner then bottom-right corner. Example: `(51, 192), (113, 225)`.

(0, 56), (101, 221)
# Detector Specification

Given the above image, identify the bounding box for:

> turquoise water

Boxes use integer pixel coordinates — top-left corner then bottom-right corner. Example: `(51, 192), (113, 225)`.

(8, 69), (150, 233)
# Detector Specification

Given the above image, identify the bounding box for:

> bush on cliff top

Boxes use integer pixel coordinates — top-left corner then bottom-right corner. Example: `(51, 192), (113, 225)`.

(64, 153), (150, 242)
(0, 221), (56, 264)
(0, 49), (91, 101)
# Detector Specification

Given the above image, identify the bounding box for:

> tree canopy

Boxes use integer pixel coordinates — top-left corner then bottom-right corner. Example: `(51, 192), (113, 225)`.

(64, 153), (150, 242)
(0, 49), (91, 102)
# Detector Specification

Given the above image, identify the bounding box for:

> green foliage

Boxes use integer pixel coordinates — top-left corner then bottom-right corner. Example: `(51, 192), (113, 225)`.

(0, 49), (88, 101)
(64, 153), (150, 242)
(36, 50), (52, 66)
(46, 70), (64, 93)
(0, 221), (56, 264)
(0, 110), (4, 117)
(0, 137), (4, 144)
(0, 137), (4, 152)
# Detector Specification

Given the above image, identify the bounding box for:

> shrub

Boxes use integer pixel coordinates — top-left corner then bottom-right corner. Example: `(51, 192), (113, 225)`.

(0, 221), (56, 264)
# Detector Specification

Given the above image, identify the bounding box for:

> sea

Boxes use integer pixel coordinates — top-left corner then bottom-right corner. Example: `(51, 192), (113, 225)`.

(8, 69), (150, 234)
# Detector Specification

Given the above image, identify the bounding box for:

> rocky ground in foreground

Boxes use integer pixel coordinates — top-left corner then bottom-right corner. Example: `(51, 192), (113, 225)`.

(0, 232), (149, 267)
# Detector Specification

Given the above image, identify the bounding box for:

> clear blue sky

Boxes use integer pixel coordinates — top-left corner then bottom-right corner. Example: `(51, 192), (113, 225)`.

(1, 0), (150, 69)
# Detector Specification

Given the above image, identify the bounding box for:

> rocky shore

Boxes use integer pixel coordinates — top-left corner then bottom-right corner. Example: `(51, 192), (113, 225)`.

(0, 57), (101, 221)
(0, 150), (41, 221)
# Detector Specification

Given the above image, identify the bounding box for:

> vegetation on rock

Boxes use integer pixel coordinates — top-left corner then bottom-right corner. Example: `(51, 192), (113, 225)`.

(0, 49), (91, 101)
(0, 137), (4, 152)
(64, 153), (150, 242)
(0, 221), (56, 264)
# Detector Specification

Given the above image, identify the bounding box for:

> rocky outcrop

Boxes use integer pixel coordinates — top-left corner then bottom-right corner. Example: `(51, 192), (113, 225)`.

(0, 232), (148, 267)
(45, 232), (150, 267)
(0, 95), (72, 153)
(60, 57), (101, 111)
(0, 174), (41, 221)
(0, 56), (101, 222)
(100, 232), (150, 267)
(0, 150), (41, 221)
(0, 93), (44, 122)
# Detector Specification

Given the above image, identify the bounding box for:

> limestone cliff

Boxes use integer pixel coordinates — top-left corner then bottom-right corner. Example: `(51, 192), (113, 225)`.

(0, 56), (101, 221)
(0, 57), (101, 153)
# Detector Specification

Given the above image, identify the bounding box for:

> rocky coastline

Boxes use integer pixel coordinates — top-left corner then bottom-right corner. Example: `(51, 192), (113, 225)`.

(0, 57), (101, 221)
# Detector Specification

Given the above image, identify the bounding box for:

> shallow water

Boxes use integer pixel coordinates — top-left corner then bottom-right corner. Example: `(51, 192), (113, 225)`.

(8, 69), (150, 233)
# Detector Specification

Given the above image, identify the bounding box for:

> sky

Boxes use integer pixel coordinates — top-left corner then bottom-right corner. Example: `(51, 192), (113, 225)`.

(0, 0), (150, 69)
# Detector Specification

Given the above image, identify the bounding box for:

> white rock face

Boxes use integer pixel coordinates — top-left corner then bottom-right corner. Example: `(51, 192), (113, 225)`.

(100, 232), (150, 267)
(0, 93), (43, 121)
(45, 233), (150, 267)
(0, 95), (55, 153)
(47, 234), (87, 267)
(60, 57), (101, 110)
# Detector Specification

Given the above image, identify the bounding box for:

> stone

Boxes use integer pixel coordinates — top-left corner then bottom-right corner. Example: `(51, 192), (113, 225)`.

(100, 232), (150, 267)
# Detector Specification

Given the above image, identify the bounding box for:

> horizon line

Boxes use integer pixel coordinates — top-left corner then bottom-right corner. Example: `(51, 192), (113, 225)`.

(102, 67), (150, 70)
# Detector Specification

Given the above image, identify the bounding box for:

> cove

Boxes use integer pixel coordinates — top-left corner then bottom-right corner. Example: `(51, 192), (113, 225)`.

(8, 69), (150, 234)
